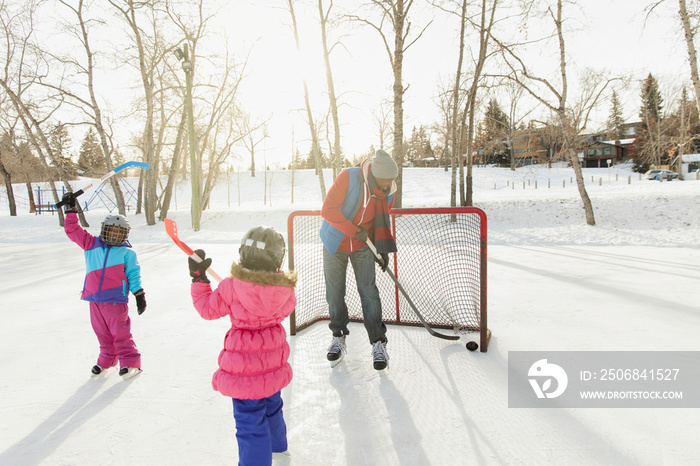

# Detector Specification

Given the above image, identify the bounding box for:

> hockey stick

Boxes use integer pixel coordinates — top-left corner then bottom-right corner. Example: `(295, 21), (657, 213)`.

(163, 218), (223, 283)
(54, 161), (151, 209)
(366, 238), (460, 341)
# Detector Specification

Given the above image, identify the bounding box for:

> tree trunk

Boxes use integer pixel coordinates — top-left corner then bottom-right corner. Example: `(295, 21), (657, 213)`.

(72, 1), (126, 215)
(159, 107), (187, 221)
(555, 0), (594, 225)
(318, 0), (342, 178)
(463, 0), (498, 206)
(25, 182), (35, 213)
(568, 149), (595, 225)
(0, 162), (16, 216)
(450, 0), (467, 208)
(391, 0), (406, 208)
(288, 0), (326, 199)
(679, 0), (700, 116)
(114, 0), (158, 225)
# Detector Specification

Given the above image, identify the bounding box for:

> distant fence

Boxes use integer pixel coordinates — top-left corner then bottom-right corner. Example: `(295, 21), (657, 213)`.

(1, 178), (139, 214)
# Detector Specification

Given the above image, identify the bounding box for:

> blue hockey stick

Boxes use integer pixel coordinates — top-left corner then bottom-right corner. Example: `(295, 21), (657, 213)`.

(54, 161), (150, 208)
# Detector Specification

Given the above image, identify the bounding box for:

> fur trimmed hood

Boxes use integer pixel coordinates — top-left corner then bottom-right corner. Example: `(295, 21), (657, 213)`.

(230, 263), (297, 288)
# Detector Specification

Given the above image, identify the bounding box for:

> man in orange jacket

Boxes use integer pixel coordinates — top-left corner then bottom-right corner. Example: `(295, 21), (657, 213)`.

(319, 149), (398, 370)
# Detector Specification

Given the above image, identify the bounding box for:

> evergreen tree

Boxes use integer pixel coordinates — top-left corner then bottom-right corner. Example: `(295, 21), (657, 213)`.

(477, 98), (510, 165)
(635, 73), (665, 170)
(50, 122), (78, 179)
(665, 87), (700, 154)
(606, 90), (625, 140)
(77, 127), (106, 176)
(406, 125), (434, 165)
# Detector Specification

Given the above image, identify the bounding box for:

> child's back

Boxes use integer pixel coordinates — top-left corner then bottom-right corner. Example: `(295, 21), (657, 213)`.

(187, 225), (296, 465)
(191, 262), (297, 399)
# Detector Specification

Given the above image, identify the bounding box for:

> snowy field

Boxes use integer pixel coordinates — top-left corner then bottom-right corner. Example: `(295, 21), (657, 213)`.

(1, 163), (699, 465)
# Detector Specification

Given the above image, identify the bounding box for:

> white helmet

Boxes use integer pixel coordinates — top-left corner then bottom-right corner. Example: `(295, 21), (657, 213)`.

(101, 215), (130, 246)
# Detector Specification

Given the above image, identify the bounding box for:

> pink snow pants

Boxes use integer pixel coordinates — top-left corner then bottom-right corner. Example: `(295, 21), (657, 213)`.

(89, 302), (141, 370)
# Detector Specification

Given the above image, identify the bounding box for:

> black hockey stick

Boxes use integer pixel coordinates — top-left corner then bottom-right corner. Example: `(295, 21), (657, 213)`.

(366, 239), (460, 341)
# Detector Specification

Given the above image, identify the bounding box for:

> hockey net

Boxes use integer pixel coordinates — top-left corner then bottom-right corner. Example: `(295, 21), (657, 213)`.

(287, 207), (490, 351)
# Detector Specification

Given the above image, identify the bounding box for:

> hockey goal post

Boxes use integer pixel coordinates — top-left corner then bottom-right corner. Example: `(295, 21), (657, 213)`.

(287, 207), (490, 352)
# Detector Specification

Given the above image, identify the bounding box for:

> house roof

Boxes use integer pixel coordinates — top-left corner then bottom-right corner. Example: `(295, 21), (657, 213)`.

(601, 138), (635, 146)
(681, 153), (700, 162)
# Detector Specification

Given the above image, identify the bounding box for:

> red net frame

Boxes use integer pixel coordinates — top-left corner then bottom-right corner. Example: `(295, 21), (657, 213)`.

(287, 207), (490, 351)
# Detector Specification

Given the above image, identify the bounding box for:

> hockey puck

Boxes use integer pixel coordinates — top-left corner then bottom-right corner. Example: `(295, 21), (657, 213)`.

(466, 341), (479, 351)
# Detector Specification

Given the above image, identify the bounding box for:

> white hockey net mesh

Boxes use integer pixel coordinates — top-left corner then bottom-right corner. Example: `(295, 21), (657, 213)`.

(287, 207), (487, 340)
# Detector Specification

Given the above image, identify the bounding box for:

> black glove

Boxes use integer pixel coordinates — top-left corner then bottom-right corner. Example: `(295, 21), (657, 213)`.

(134, 289), (147, 315)
(61, 192), (77, 213)
(375, 253), (390, 272)
(188, 249), (212, 284)
(354, 226), (369, 242)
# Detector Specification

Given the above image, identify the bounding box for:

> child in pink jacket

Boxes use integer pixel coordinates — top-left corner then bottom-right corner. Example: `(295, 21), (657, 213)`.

(188, 226), (297, 466)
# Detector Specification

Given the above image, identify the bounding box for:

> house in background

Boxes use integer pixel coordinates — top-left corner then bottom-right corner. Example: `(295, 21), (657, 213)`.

(581, 122), (639, 167)
(507, 122), (642, 168)
(511, 130), (549, 166)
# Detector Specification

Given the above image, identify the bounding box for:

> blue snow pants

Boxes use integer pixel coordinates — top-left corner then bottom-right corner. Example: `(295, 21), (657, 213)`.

(232, 391), (287, 466)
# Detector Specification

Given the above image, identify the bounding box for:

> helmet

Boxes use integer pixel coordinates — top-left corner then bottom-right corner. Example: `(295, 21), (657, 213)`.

(101, 215), (130, 246)
(239, 226), (286, 272)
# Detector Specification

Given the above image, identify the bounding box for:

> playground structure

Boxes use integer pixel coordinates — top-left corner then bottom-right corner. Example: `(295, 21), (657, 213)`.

(0, 175), (140, 215)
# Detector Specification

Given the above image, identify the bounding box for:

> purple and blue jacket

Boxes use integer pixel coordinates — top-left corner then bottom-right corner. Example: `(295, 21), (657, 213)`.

(64, 212), (142, 303)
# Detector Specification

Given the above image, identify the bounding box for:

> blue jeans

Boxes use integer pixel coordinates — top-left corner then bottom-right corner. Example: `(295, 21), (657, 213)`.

(323, 245), (387, 343)
(232, 391), (287, 466)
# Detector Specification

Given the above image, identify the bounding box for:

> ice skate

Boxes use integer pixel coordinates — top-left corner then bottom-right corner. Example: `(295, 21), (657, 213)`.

(372, 340), (389, 370)
(119, 366), (142, 380)
(326, 335), (346, 368)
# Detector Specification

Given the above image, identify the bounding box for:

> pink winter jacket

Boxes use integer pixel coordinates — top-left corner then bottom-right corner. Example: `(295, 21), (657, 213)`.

(191, 263), (297, 400)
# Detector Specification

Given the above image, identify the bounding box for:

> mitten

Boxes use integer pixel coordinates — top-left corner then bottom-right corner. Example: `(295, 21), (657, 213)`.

(134, 289), (147, 315)
(188, 249), (212, 284)
(375, 253), (390, 272)
(61, 192), (77, 213)
(354, 226), (368, 242)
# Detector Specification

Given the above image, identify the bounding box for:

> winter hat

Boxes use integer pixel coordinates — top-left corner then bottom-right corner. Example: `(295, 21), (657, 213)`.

(370, 149), (398, 179)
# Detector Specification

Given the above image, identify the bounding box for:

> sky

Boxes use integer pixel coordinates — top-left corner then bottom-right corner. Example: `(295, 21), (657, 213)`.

(1, 163), (699, 465)
(213, 0), (691, 167)
(25, 0), (693, 169)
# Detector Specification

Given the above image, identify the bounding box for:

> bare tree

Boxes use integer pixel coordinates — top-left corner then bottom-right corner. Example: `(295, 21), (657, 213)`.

(502, 80), (536, 169)
(433, 0), (500, 205)
(371, 98), (393, 152)
(287, 0), (326, 199)
(348, 0), (430, 208)
(108, 0), (165, 226)
(0, 0), (89, 227)
(55, 0), (127, 215)
(158, 106), (186, 221)
(318, 0), (343, 178)
(496, 0), (615, 225)
(0, 132), (16, 215)
(660, 0), (700, 116)
(432, 75), (466, 173)
(235, 112), (269, 178)
(459, 0), (500, 206)
(439, 0), (467, 207)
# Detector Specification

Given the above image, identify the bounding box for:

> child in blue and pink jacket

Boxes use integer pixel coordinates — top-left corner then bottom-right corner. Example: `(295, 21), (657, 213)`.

(187, 225), (296, 466)
(62, 192), (146, 380)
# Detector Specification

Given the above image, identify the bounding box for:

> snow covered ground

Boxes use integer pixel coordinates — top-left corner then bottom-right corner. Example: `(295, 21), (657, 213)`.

(1, 163), (699, 465)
